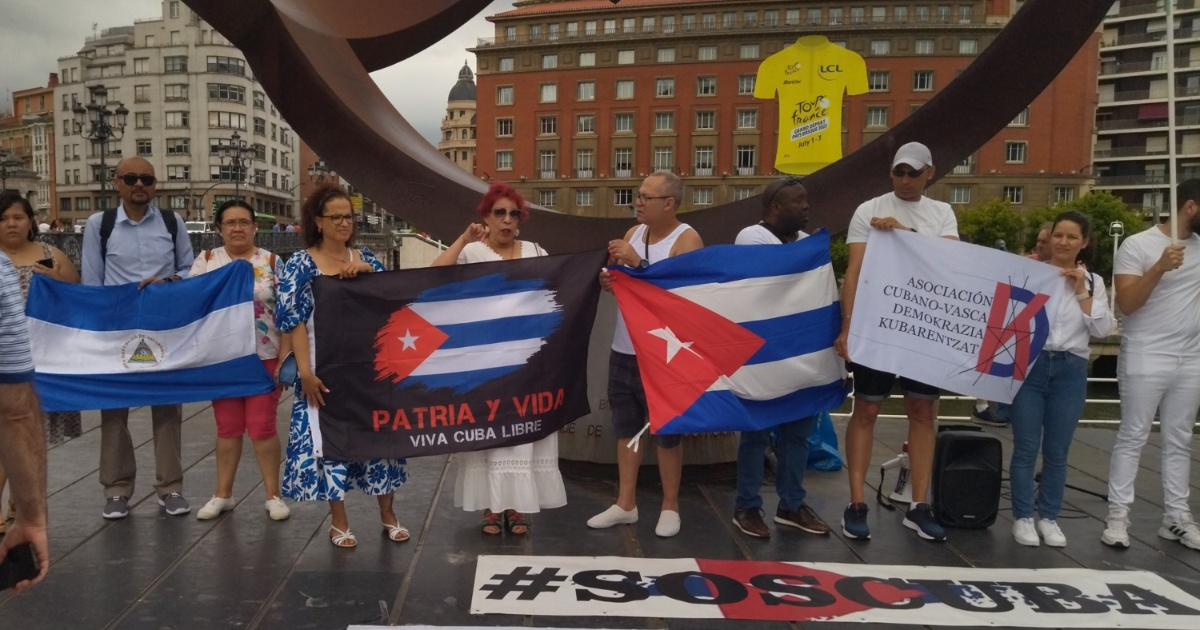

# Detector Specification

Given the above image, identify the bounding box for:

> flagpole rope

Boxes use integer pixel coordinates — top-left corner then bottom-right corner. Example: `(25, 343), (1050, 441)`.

(626, 422), (651, 452)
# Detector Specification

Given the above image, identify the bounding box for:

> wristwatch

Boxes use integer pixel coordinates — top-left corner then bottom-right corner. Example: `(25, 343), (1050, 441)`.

(637, 258), (649, 270)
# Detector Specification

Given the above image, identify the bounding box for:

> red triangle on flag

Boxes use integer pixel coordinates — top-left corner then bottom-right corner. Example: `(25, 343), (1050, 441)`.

(373, 306), (448, 384)
(610, 272), (764, 432)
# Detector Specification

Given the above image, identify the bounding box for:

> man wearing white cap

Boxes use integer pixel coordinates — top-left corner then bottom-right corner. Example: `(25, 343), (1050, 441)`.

(834, 141), (958, 542)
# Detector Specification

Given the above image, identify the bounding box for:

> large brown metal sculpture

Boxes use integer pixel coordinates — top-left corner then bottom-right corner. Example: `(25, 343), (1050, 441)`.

(185, 0), (1114, 250)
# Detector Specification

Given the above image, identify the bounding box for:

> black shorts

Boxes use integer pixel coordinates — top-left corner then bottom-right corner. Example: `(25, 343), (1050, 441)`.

(850, 363), (940, 402)
(607, 351), (681, 449)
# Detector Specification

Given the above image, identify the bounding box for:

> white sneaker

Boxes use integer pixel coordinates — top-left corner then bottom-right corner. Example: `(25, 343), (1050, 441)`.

(265, 496), (290, 521)
(1159, 512), (1200, 550)
(1012, 517), (1040, 546)
(1101, 511), (1130, 548)
(587, 504), (638, 529)
(656, 510), (681, 537)
(1037, 519), (1067, 547)
(196, 496), (236, 520)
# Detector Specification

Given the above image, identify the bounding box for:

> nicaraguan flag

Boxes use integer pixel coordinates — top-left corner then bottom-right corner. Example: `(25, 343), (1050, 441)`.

(609, 230), (850, 435)
(27, 261), (274, 411)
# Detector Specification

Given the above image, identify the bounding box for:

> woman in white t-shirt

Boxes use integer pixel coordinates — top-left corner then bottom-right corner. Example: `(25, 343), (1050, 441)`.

(1008, 211), (1115, 548)
(431, 182), (566, 536)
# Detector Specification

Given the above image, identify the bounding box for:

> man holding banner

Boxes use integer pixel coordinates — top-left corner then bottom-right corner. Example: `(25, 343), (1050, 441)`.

(1103, 179), (1200, 551)
(834, 142), (957, 542)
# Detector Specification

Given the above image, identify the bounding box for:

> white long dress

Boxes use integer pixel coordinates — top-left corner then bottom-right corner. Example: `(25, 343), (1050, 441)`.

(452, 240), (568, 512)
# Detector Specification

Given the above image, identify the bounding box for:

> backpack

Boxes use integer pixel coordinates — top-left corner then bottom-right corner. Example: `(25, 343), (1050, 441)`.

(99, 207), (181, 264)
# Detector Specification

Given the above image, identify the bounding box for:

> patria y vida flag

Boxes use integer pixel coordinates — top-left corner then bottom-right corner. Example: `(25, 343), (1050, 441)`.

(26, 261), (274, 411)
(608, 231), (850, 435)
(848, 229), (1068, 404)
(311, 249), (606, 461)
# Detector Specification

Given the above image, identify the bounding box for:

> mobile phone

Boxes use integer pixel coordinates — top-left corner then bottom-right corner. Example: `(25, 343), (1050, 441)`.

(0, 543), (40, 591)
(36, 257), (54, 268)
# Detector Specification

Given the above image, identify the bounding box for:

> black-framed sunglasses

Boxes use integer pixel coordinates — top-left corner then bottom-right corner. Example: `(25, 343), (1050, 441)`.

(491, 207), (523, 220)
(767, 176), (803, 207)
(119, 173), (156, 186)
(892, 167), (926, 179)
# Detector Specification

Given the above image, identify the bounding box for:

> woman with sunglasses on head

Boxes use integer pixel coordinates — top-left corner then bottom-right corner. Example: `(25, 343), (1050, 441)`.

(276, 185), (409, 548)
(1008, 211), (1115, 548)
(0, 192), (81, 532)
(432, 182), (566, 536)
(189, 200), (290, 522)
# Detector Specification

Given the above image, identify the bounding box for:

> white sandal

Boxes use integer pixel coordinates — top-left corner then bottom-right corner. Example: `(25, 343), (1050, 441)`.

(382, 521), (410, 542)
(329, 525), (357, 548)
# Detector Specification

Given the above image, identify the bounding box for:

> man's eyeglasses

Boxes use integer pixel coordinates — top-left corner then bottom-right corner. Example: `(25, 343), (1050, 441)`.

(221, 219), (254, 229)
(891, 167), (926, 179)
(767, 176), (803, 207)
(636, 193), (671, 203)
(321, 213), (355, 224)
(119, 174), (156, 186)
(491, 207), (523, 220)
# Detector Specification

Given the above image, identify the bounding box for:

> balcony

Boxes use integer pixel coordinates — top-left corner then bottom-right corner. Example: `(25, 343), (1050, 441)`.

(736, 167), (755, 176)
(615, 169), (632, 177)
(1094, 145), (1170, 159)
(1100, 59), (1169, 75)
(575, 169), (593, 178)
(694, 167), (713, 176)
(539, 170), (555, 179)
(1095, 174), (1168, 187)
(1103, 88), (1154, 103)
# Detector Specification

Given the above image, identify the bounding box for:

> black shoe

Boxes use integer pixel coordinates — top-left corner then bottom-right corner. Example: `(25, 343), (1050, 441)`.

(841, 502), (871, 540)
(903, 503), (947, 541)
(972, 407), (1009, 427)
(732, 508), (770, 538)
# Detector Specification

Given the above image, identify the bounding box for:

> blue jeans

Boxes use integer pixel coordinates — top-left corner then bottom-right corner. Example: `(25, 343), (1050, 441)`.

(1008, 351), (1088, 520)
(736, 417), (814, 511)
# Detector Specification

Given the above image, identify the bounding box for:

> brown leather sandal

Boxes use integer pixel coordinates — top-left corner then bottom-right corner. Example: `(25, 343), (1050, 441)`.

(504, 509), (528, 535)
(482, 509), (502, 535)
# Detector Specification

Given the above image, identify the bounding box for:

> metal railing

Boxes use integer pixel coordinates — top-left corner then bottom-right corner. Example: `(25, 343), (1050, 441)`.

(1095, 174), (1169, 186)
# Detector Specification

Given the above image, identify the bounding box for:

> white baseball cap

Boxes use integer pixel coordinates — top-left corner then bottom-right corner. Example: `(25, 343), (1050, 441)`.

(892, 142), (933, 170)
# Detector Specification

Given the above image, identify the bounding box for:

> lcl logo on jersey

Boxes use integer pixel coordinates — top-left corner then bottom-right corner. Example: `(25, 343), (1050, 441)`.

(818, 64), (842, 79)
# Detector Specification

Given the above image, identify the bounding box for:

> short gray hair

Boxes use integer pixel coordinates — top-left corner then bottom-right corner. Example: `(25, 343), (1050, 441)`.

(651, 170), (683, 207)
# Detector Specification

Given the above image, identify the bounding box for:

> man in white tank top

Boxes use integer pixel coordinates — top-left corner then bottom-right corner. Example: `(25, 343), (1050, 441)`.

(588, 171), (703, 538)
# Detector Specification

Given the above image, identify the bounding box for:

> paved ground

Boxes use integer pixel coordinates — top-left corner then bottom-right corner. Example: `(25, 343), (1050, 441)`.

(1, 394), (1198, 629)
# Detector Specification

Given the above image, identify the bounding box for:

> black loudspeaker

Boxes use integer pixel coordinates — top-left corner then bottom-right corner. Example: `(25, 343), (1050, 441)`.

(932, 426), (1002, 528)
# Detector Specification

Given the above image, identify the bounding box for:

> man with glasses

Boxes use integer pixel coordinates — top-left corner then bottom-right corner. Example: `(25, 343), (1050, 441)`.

(730, 177), (832, 539)
(589, 171), (703, 538)
(834, 142), (958, 542)
(82, 156), (195, 519)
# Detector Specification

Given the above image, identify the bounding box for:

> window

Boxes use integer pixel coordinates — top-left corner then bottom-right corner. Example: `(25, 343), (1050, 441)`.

(702, 13), (717, 28)
(496, 150), (513, 170)
(698, 46), (717, 61)
(663, 16), (676, 32)
(735, 186), (757, 201)
(913, 71), (934, 91)
(642, 16), (656, 32)
(136, 139), (152, 156)
(950, 185), (971, 204)
(697, 76), (716, 96)
(851, 7), (866, 23)
(736, 146), (756, 173)
(1054, 186), (1076, 203)
(830, 8), (844, 24)
(166, 138), (189, 155)
(657, 48), (675, 63)
(208, 111), (246, 129)
(738, 75), (756, 95)
(164, 56), (187, 73)
(208, 83), (246, 103)
(737, 109), (758, 129)
(584, 20), (597, 35)
(499, 57), (514, 72)
(740, 44), (760, 59)
(805, 8), (820, 24)
(134, 58), (149, 74)
(603, 19), (616, 34)
(870, 40), (891, 55)
(654, 112), (674, 131)
(614, 113), (634, 132)
(542, 54), (558, 69)
(614, 189), (634, 206)
(872, 6), (887, 22)
(693, 188), (714, 206)
(531, 24), (544, 39)
(539, 190), (557, 208)
(895, 6), (909, 21)
(576, 149), (594, 176)
(915, 39), (934, 54)
(959, 39), (978, 54)
(617, 50), (635, 65)
(576, 115), (595, 134)
(868, 70), (890, 91)
(744, 11), (758, 26)
(567, 22), (578, 37)
(165, 111), (189, 128)
(496, 118), (513, 136)
(1005, 141), (1027, 163)
(866, 106), (889, 127)
(958, 4), (973, 23)
(614, 148), (633, 175)
(576, 189), (594, 207)
(916, 5), (931, 21)
(577, 81), (595, 101)
(539, 116), (557, 135)
(163, 84), (187, 101)
(497, 86), (513, 105)
(695, 111), (716, 130)
(539, 83), (557, 103)
(616, 80), (634, 99)
(1003, 186), (1024, 204)
(682, 15), (696, 30)
(206, 56), (245, 75)
(623, 18), (635, 33)
(77, 197), (91, 211)
(694, 146), (714, 173)
(723, 12), (736, 27)
(253, 117), (266, 135)
(166, 165), (190, 181)
(656, 78), (675, 97)
(135, 112), (152, 129)
(1010, 108), (1029, 126)
(169, 1), (180, 18)
(579, 52), (595, 67)
(548, 23), (560, 40)
(654, 147), (674, 171)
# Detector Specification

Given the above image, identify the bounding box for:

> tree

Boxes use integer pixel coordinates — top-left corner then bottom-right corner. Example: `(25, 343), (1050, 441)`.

(830, 233), (849, 279)
(955, 198), (1023, 251)
(1025, 191), (1147, 284)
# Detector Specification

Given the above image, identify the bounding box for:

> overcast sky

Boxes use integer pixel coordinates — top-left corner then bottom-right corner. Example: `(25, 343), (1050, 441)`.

(0, 0), (516, 145)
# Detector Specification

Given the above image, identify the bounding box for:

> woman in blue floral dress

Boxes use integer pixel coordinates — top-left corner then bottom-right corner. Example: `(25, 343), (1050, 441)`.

(275, 185), (408, 548)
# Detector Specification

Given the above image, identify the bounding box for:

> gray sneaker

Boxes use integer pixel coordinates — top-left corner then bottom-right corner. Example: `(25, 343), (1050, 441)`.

(158, 492), (191, 516)
(103, 496), (130, 520)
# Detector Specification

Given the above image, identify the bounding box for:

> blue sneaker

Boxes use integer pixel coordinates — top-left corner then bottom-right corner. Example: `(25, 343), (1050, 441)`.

(904, 503), (947, 541)
(841, 502), (871, 540)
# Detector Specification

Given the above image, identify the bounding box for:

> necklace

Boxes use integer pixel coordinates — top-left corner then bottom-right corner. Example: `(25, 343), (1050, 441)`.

(315, 247), (348, 264)
(486, 239), (517, 260)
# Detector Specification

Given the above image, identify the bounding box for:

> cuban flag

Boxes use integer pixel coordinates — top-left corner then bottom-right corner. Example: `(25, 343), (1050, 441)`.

(27, 261), (274, 412)
(312, 249), (605, 461)
(609, 231), (850, 435)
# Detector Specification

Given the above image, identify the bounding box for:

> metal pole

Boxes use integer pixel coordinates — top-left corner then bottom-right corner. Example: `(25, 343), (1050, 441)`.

(1110, 233), (1120, 313)
(1167, 0), (1179, 242)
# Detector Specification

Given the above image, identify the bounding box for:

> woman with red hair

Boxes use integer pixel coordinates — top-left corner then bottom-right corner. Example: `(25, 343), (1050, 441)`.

(432, 182), (566, 535)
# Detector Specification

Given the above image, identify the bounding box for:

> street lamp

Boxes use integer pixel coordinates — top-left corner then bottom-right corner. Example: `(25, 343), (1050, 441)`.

(0, 148), (23, 192)
(218, 131), (253, 200)
(1109, 221), (1124, 313)
(72, 84), (128, 191)
(307, 158), (336, 183)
